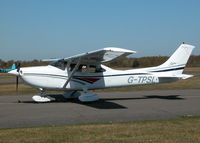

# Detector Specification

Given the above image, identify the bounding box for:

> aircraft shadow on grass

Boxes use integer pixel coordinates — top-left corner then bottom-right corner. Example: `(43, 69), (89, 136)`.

(20, 94), (185, 110)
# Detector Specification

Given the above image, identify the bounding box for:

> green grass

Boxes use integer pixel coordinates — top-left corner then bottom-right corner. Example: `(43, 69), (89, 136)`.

(183, 67), (200, 74)
(0, 116), (200, 143)
(0, 84), (37, 95)
(0, 73), (13, 78)
(0, 84), (63, 96)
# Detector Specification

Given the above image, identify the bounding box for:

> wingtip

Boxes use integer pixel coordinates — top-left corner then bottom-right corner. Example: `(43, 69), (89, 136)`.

(180, 43), (195, 49)
(104, 47), (136, 54)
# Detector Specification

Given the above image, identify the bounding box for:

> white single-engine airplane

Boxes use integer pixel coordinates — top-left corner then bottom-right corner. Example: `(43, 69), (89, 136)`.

(9, 43), (195, 102)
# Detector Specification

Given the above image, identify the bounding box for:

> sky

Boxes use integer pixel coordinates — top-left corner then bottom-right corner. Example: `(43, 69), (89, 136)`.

(0, 0), (200, 61)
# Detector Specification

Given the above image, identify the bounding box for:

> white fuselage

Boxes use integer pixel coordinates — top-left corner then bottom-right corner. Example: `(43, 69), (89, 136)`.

(15, 64), (182, 91)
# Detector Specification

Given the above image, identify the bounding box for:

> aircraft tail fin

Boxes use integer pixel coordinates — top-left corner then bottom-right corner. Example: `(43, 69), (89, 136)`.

(158, 43), (195, 74)
(11, 64), (16, 70)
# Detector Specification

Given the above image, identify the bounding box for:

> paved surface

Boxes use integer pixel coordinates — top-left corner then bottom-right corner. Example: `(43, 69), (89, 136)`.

(0, 89), (199, 129)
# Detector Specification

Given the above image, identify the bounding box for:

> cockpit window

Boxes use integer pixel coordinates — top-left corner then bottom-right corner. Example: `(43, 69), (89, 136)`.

(50, 61), (67, 70)
(69, 64), (76, 71)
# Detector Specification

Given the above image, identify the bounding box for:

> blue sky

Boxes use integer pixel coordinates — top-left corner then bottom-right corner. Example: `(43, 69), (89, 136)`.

(0, 0), (200, 61)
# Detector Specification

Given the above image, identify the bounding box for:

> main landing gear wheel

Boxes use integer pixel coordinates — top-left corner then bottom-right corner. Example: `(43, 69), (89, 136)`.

(78, 87), (100, 102)
(78, 93), (100, 102)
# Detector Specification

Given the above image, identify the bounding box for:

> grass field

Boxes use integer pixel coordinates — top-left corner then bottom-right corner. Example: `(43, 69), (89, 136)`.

(183, 67), (200, 74)
(0, 116), (200, 143)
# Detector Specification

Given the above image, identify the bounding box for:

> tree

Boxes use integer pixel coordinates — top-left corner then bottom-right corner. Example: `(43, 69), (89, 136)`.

(132, 59), (140, 67)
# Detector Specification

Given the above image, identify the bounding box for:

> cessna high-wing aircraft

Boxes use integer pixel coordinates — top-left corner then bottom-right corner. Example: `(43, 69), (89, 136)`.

(9, 43), (195, 102)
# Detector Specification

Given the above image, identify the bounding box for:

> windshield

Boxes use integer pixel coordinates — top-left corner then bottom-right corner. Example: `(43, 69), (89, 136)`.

(50, 61), (67, 70)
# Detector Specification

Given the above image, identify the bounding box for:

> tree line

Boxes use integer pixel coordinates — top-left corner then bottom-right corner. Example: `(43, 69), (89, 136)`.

(0, 55), (199, 68)
(106, 55), (200, 68)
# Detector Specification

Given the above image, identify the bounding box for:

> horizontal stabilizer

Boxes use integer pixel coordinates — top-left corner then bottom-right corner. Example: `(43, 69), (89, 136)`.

(176, 74), (194, 80)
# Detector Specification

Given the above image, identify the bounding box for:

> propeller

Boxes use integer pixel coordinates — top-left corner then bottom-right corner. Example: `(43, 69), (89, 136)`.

(15, 62), (21, 103)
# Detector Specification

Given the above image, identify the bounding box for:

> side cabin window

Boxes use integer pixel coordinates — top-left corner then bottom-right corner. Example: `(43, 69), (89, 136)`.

(69, 64), (106, 73)
(89, 65), (106, 73)
(69, 64), (87, 72)
(51, 62), (106, 73)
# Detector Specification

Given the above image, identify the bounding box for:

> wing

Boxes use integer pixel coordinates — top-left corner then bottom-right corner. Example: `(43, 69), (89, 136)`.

(44, 47), (135, 88)
(43, 47), (136, 64)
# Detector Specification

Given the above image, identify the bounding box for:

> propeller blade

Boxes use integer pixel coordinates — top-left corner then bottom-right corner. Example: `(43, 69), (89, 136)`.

(16, 62), (21, 72)
(16, 76), (18, 92)
(15, 62), (21, 103)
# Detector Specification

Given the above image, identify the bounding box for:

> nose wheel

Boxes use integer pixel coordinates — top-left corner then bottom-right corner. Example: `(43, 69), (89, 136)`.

(32, 88), (51, 103)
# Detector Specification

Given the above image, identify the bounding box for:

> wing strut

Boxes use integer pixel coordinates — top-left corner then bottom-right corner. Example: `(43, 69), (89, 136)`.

(63, 58), (81, 88)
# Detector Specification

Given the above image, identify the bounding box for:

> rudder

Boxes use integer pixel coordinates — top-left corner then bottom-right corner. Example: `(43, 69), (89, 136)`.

(158, 43), (195, 74)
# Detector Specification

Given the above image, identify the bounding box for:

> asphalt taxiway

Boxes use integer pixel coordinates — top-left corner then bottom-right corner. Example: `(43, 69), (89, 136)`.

(0, 89), (199, 128)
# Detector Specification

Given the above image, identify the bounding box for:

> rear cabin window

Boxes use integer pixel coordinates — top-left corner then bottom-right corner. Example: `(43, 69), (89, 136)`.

(89, 65), (105, 73)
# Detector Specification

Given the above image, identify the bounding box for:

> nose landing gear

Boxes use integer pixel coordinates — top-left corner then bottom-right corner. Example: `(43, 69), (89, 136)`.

(32, 88), (51, 103)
